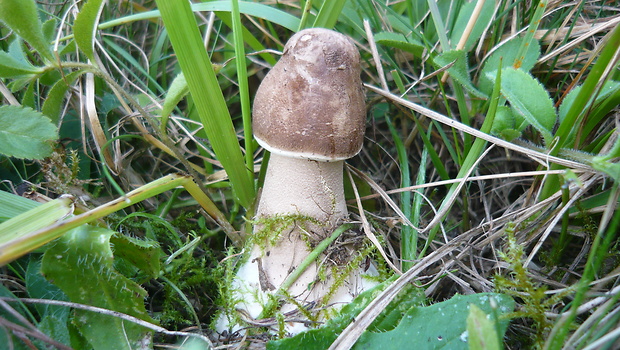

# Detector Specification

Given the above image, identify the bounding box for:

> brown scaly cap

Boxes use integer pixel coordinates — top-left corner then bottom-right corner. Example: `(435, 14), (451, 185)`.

(252, 28), (366, 161)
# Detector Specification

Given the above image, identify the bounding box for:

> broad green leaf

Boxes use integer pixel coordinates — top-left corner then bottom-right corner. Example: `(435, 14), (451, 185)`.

(155, 0), (255, 207)
(478, 37), (540, 96)
(496, 68), (556, 144)
(467, 304), (501, 350)
(490, 106), (523, 141)
(375, 31), (425, 58)
(73, 0), (106, 61)
(0, 105), (59, 159)
(450, 0), (495, 51)
(41, 225), (154, 350)
(267, 278), (425, 350)
(26, 259), (71, 346)
(434, 50), (486, 98)
(352, 294), (514, 350)
(0, 0), (54, 62)
(313, 0), (347, 29)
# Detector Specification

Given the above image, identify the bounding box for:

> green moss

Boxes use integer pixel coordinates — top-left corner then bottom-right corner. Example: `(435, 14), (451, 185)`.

(495, 222), (572, 349)
(250, 214), (322, 249)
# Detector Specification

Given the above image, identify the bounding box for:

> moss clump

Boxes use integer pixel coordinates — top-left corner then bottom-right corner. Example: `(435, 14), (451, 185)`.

(495, 222), (571, 349)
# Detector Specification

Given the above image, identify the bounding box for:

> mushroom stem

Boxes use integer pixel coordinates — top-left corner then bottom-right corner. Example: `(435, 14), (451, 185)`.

(257, 154), (347, 225)
(223, 154), (376, 334)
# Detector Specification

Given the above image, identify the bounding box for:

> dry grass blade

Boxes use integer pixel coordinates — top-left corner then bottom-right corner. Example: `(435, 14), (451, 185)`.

(364, 83), (593, 172)
(420, 144), (495, 234)
(347, 167), (401, 274)
(85, 73), (118, 174)
(0, 297), (212, 346)
(525, 173), (601, 266)
(357, 169), (580, 200)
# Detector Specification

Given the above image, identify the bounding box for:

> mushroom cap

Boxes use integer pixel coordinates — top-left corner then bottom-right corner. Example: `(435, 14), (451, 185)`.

(253, 28), (366, 161)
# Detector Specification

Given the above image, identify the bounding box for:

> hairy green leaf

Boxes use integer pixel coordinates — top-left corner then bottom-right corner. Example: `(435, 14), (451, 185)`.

(0, 50), (42, 78)
(160, 73), (189, 126)
(42, 70), (84, 123)
(110, 233), (162, 279)
(73, 0), (106, 61)
(0, 105), (58, 159)
(0, 0), (53, 61)
(496, 68), (556, 144)
(478, 37), (540, 96)
(41, 225), (154, 350)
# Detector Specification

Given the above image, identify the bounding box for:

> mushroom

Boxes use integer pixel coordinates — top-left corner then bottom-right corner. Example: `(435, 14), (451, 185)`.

(222, 28), (376, 334)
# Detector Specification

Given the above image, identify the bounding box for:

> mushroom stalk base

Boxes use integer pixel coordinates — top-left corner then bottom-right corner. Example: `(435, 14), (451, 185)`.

(218, 154), (377, 335)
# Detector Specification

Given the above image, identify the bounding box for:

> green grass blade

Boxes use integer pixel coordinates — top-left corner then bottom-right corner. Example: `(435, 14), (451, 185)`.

(512, 0), (546, 69)
(0, 196), (74, 263)
(386, 116), (414, 271)
(97, 2), (300, 33)
(555, 24), (620, 148)
(426, 0), (450, 49)
(313, 0), (347, 29)
(540, 24), (620, 199)
(420, 65), (503, 257)
(155, 0), (254, 208)
(231, 0), (255, 180)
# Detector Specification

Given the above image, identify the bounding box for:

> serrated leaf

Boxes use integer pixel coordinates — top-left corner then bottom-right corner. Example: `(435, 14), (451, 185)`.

(74, 0), (106, 61)
(110, 233), (162, 279)
(352, 293), (514, 350)
(0, 0), (53, 62)
(497, 68), (556, 144)
(375, 31), (424, 58)
(467, 304), (501, 350)
(434, 50), (486, 98)
(0, 105), (58, 159)
(41, 225), (154, 350)
(478, 37), (540, 96)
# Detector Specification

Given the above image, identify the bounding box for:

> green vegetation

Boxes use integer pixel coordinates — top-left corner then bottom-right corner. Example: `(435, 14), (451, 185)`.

(1, 0), (619, 349)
